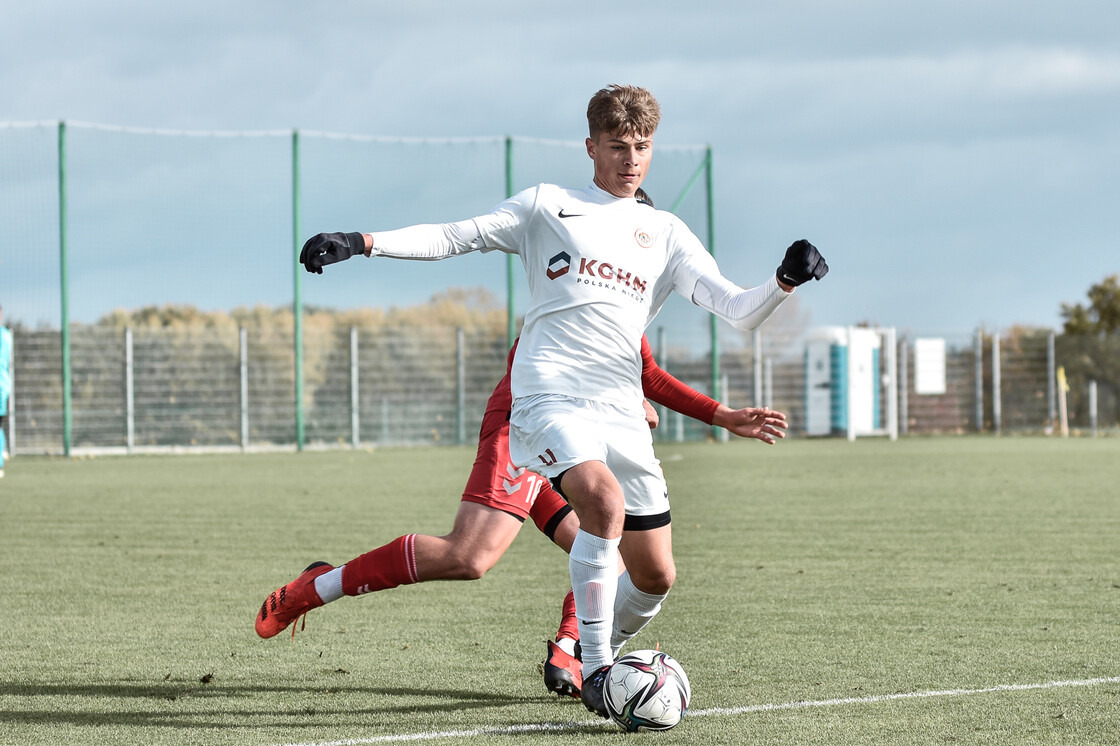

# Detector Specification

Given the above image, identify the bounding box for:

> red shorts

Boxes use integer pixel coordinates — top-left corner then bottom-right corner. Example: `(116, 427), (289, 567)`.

(462, 407), (571, 537)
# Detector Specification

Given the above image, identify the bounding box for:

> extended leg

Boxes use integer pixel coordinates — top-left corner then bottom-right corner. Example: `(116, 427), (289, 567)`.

(256, 502), (525, 639)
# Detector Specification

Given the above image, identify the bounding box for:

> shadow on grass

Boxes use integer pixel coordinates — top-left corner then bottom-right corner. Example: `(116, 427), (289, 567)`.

(0, 680), (596, 731)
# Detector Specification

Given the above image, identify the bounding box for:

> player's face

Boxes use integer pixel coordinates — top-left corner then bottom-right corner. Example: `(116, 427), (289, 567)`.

(586, 131), (653, 199)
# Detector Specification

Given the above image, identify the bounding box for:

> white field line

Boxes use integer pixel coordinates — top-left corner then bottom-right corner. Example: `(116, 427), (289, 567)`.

(691, 675), (1120, 716)
(267, 675), (1120, 746)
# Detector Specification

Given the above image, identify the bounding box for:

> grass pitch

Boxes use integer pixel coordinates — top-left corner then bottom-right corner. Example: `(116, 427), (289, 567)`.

(1, 436), (1118, 745)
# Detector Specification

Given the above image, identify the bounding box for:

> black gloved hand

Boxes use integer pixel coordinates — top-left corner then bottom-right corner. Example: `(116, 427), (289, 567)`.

(299, 232), (366, 274)
(776, 239), (828, 287)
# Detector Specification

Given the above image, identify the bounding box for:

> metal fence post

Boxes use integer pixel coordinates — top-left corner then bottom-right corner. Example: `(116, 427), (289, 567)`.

(350, 326), (359, 448)
(240, 327), (248, 450)
(58, 120), (72, 456)
(884, 327), (898, 441)
(992, 333), (1002, 435)
(704, 146), (720, 442)
(456, 327), (465, 445)
(125, 327), (134, 453)
(974, 328), (984, 432)
(292, 129), (304, 452)
(1089, 380), (1098, 436)
(763, 357), (774, 410)
(753, 329), (763, 408)
(1047, 332), (1056, 432)
(719, 373), (730, 442)
(847, 326), (857, 442)
(504, 136), (516, 349)
(898, 334), (909, 436)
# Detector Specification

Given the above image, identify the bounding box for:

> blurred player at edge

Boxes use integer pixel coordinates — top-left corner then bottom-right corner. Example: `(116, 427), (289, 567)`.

(288, 84), (828, 717)
(0, 304), (12, 478)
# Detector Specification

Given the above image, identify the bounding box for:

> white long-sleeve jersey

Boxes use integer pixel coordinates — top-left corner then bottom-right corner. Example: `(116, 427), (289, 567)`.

(368, 182), (790, 412)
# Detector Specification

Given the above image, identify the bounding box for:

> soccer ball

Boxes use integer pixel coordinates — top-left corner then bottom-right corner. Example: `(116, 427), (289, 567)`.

(603, 649), (691, 732)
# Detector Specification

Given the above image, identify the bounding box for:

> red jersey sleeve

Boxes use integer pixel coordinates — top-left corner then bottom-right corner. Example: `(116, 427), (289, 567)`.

(639, 335), (719, 425)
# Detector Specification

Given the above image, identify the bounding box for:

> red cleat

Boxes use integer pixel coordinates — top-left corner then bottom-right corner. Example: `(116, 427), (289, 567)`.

(255, 561), (333, 639)
(543, 640), (583, 698)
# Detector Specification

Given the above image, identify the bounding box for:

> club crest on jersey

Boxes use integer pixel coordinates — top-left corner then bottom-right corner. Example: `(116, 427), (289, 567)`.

(635, 228), (653, 248)
(546, 251), (571, 280)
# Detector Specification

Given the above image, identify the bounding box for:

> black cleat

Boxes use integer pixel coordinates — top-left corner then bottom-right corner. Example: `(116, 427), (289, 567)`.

(580, 664), (611, 719)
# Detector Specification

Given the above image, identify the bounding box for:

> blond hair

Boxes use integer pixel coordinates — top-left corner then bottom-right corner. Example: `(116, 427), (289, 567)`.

(586, 85), (661, 140)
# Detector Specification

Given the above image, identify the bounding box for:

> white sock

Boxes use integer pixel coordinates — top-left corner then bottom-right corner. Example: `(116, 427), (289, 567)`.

(313, 565), (346, 604)
(568, 529), (620, 676)
(611, 570), (667, 656)
(556, 637), (577, 656)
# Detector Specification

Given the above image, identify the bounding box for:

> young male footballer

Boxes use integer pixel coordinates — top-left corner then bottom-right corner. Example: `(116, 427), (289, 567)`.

(284, 84), (827, 717)
(256, 190), (791, 704)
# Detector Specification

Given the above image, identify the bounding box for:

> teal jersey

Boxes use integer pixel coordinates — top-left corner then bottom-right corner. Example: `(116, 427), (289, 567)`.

(0, 326), (11, 402)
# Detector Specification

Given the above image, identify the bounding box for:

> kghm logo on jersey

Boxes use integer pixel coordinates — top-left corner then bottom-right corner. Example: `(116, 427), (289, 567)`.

(576, 258), (647, 295)
(635, 228), (653, 248)
(546, 251), (571, 280)
(546, 250), (648, 300)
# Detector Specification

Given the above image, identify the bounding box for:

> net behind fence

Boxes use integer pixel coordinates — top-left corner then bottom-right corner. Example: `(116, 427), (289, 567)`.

(1, 122), (713, 328)
(2, 122), (1117, 455)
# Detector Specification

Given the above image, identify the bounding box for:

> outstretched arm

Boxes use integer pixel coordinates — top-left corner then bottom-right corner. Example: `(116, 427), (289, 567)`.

(690, 240), (829, 331)
(299, 189), (535, 274)
(299, 220), (491, 274)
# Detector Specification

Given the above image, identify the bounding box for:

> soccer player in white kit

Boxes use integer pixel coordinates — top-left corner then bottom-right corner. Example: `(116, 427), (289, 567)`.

(298, 84), (828, 716)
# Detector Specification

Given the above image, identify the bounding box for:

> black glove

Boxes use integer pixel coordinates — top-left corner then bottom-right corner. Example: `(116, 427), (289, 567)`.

(299, 232), (366, 274)
(776, 239), (828, 287)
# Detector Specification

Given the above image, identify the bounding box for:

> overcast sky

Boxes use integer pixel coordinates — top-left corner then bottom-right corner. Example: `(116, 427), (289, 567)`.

(2, 0), (1117, 337)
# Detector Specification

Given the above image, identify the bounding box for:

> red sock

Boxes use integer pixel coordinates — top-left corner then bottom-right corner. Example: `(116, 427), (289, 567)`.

(556, 588), (579, 641)
(341, 534), (419, 596)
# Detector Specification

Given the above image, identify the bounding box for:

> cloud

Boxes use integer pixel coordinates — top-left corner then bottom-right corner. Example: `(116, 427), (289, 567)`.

(1, 0), (1117, 334)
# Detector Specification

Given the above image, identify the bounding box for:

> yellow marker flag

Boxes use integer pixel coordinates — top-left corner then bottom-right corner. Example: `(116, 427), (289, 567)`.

(1056, 366), (1070, 437)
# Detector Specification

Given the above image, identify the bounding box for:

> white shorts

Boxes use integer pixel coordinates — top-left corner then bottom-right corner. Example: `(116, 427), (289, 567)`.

(509, 393), (670, 519)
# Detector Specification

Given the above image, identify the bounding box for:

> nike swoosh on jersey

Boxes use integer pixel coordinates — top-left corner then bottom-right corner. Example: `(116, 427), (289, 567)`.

(558, 209), (584, 218)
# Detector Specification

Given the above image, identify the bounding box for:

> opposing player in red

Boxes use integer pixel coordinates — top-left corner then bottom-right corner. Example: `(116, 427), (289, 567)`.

(257, 344), (786, 696)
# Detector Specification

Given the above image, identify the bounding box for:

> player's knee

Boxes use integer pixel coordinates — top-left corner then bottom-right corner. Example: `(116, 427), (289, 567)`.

(572, 499), (624, 538)
(633, 565), (675, 595)
(648, 568), (676, 595)
(452, 562), (489, 581)
(443, 548), (496, 581)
